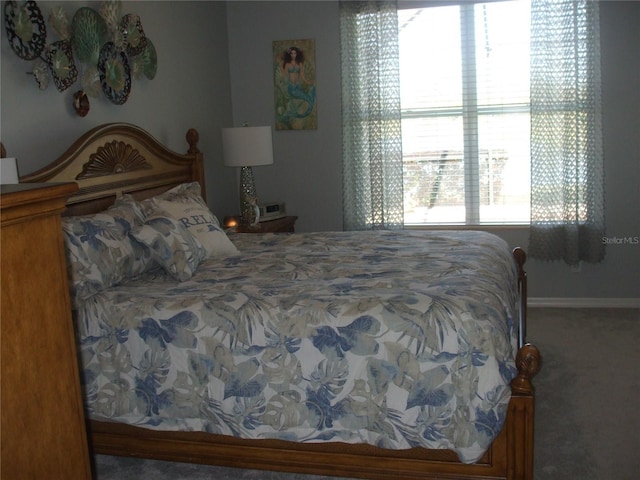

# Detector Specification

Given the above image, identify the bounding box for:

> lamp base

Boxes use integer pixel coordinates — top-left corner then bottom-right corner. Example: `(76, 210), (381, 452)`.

(239, 166), (260, 227)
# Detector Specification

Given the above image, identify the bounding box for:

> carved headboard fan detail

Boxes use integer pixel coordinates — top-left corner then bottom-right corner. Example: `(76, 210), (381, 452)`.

(77, 140), (151, 179)
(19, 123), (205, 216)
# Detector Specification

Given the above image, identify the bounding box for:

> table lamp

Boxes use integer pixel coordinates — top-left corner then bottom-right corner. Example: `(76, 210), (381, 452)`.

(222, 125), (274, 226)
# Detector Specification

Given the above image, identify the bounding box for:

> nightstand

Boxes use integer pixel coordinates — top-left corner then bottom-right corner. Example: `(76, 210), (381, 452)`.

(236, 215), (298, 233)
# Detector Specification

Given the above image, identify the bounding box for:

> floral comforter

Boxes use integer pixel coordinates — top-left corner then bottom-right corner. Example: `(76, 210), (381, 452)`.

(77, 230), (519, 463)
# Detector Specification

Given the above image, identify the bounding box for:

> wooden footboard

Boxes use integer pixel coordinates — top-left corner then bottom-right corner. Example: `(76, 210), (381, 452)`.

(90, 343), (539, 480)
(88, 249), (540, 480)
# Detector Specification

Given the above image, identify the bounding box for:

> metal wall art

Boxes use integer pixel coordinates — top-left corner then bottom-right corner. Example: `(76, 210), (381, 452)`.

(4, 0), (157, 116)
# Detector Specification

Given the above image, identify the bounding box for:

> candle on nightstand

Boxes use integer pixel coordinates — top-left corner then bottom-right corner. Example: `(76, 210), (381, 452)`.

(223, 216), (239, 229)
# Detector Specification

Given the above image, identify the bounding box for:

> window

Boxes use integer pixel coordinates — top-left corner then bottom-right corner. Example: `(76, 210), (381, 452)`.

(399, 1), (531, 225)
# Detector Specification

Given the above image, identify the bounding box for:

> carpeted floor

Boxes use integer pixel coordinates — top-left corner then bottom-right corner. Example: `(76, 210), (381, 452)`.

(93, 307), (640, 480)
(530, 307), (639, 480)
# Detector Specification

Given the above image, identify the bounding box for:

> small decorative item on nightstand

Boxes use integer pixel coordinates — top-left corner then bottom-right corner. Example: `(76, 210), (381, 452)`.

(258, 201), (286, 222)
(242, 195), (261, 227)
(223, 215), (239, 229)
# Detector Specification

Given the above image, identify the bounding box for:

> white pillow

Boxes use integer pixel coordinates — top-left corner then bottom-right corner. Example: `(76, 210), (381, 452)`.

(144, 183), (239, 258)
(156, 199), (239, 258)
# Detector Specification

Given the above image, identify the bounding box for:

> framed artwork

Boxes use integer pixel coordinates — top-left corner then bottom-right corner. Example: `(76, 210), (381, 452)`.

(273, 39), (317, 130)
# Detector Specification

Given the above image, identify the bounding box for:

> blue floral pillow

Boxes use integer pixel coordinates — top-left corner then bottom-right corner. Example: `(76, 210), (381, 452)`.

(129, 211), (207, 281)
(62, 195), (152, 306)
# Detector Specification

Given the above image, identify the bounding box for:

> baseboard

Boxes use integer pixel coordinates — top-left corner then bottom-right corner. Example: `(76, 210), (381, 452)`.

(528, 297), (640, 309)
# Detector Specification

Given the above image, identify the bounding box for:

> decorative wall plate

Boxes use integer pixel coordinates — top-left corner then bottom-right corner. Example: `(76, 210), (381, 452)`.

(73, 90), (90, 117)
(71, 7), (108, 66)
(81, 66), (101, 98)
(121, 13), (147, 56)
(32, 59), (50, 89)
(131, 38), (157, 80)
(99, 0), (122, 33)
(97, 41), (131, 105)
(46, 40), (78, 92)
(4, 1), (156, 113)
(4, 0), (47, 60)
(48, 5), (70, 40)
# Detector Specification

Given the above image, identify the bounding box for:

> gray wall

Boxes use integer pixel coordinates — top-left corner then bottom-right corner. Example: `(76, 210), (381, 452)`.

(226, 1), (343, 233)
(1, 0), (238, 218)
(225, 0), (639, 301)
(2, 1), (638, 301)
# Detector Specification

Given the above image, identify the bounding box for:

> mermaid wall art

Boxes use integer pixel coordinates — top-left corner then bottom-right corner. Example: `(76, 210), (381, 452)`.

(273, 39), (317, 130)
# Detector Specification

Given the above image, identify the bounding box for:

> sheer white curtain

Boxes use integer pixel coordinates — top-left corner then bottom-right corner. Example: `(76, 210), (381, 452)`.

(529, 0), (605, 265)
(340, 1), (404, 231)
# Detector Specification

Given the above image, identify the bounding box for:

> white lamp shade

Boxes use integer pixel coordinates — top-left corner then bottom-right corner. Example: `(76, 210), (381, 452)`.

(222, 126), (274, 167)
(0, 157), (19, 184)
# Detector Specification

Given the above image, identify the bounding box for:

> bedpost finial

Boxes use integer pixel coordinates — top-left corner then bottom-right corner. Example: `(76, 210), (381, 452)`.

(186, 128), (200, 154)
(513, 247), (526, 268)
(511, 343), (541, 395)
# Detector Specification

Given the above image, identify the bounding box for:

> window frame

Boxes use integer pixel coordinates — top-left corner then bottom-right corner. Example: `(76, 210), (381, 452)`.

(398, 0), (531, 227)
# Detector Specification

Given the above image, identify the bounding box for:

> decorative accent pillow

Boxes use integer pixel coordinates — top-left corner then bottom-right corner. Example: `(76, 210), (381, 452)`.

(129, 212), (207, 281)
(142, 182), (239, 258)
(139, 183), (211, 218)
(62, 194), (152, 305)
(115, 193), (146, 224)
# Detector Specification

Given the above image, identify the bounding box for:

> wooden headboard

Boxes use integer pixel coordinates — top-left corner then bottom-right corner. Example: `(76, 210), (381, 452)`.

(20, 123), (204, 217)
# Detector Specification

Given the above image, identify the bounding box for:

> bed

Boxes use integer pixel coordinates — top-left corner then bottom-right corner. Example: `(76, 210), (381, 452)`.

(21, 123), (540, 480)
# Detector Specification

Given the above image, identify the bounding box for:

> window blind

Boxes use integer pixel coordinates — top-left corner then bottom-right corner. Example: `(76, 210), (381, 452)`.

(399, 0), (531, 225)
